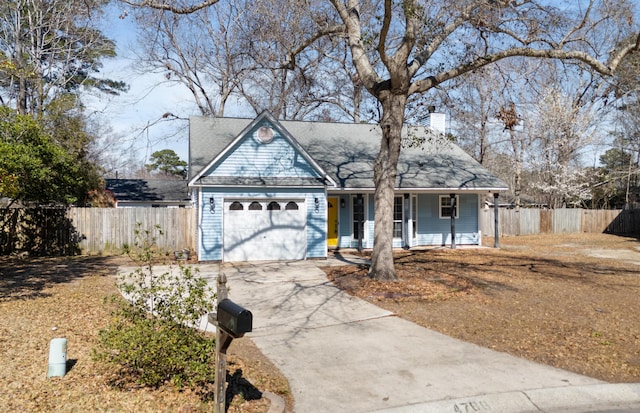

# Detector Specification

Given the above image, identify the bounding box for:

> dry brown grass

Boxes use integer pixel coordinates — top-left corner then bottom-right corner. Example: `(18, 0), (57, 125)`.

(0, 256), (291, 412)
(326, 233), (640, 383)
(4, 233), (638, 412)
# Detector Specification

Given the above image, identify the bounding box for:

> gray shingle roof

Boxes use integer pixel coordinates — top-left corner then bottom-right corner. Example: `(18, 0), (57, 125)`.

(106, 179), (190, 202)
(189, 113), (509, 191)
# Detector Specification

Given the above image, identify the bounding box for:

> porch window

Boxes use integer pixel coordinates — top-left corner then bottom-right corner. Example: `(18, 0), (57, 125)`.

(248, 201), (262, 210)
(285, 201), (299, 210)
(393, 196), (403, 238)
(439, 195), (459, 219)
(412, 195), (417, 239)
(352, 196), (364, 240)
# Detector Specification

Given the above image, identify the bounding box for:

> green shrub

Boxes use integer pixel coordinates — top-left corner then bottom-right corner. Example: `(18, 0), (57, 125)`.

(94, 223), (216, 389)
(96, 304), (216, 388)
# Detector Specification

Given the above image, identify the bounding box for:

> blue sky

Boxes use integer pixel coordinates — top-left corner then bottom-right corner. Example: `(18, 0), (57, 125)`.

(87, 5), (207, 168)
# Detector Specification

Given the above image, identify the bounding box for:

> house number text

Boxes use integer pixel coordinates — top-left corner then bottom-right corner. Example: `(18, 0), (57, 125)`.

(453, 400), (492, 412)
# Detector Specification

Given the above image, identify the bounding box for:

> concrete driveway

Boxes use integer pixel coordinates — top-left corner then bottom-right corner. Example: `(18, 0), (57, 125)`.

(194, 258), (640, 413)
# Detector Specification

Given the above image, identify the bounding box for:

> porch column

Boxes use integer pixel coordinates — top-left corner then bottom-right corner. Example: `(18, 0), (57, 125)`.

(493, 192), (500, 248)
(450, 193), (456, 249)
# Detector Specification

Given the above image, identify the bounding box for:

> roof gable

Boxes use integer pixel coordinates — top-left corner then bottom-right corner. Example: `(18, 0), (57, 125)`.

(189, 111), (334, 187)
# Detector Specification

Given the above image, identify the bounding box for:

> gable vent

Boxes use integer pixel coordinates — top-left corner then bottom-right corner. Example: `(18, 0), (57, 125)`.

(256, 126), (274, 144)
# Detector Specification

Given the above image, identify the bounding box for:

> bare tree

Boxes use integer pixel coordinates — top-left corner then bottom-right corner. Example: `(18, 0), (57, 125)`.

(236, 0), (377, 121)
(128, 0), (364, 121)
(439, 60), (539, 208)
(128, 0), (640, 280)
(528, 82), (601, 208)
(330, 0), (639, 280)
(131, 3), (250, 116)
(446, 68), (504, 165)
(449, 55), (612, 209)
(609, 40), (640, 183)
(120, 0), (224, 14)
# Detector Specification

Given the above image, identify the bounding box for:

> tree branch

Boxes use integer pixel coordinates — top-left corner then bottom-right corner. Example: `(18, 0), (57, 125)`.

(330, 0), (383, 96)
(607, 33), (640, 74)
(120, 0), (221, 14)
(407, 2), (478, 78)
(410, 43), (640, 95)
(394, 0), (418, 72)
(377, 0), (392, 66)
(281, 24), (346, 70)
(557, 0), (594, 48)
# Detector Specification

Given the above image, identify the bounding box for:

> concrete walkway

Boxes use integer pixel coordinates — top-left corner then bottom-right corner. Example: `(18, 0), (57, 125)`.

(187, 257), (639, 412)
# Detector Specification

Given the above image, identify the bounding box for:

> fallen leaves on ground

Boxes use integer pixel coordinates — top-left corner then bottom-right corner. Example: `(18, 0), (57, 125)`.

(0, 256), (291, 413)
(325, 233), (640, 383)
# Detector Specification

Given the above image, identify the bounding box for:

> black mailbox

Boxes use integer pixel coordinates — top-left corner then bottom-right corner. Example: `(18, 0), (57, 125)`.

(217, 298), (252, 338)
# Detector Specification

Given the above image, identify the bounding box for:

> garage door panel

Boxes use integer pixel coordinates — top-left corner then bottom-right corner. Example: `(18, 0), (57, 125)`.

(223, 200), (306, 262)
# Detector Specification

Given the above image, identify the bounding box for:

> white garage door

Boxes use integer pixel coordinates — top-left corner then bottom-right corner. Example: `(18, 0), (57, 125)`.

(223, 199), (307, 262)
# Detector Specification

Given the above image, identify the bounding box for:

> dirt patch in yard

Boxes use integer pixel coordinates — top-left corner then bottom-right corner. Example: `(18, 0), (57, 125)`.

(325, 233), (640, 383)
(0, 255), (291, 412)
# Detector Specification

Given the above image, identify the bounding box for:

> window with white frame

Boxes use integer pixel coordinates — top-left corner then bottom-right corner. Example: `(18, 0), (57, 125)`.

(352, 196), (365, 240)
(393, 196), (403, 238)
(439, 195), (459, 219)
(411, 195), (417, 238)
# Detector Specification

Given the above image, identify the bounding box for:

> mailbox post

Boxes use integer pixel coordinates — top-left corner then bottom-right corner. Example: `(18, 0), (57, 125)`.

(213, 273), (228, 413)
(210, 272), (252, 413)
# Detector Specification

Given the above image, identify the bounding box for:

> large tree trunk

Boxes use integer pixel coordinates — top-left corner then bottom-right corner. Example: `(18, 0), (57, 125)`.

(368, 94), (406, 281)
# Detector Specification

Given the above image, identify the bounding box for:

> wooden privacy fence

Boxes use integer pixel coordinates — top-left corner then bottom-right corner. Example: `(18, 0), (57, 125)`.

(1, 207), (196, 256)
(480, 208), (640, 237)
(3, 206), (638, 257)
(69, 208), (197, 254)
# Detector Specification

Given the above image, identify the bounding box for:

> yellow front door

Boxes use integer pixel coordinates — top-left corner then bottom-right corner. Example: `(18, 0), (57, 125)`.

(327, 197), (339, 248)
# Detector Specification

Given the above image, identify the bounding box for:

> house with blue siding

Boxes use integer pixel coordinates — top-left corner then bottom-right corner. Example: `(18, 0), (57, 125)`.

(188, 111), (508, 262)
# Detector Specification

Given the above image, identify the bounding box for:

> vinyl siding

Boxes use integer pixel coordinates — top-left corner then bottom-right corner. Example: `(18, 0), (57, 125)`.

(367, 194), (375, 248)
(337, 195), (352, 248)
(206, 120), (320, 179)
(199, 190), (223, 261)
(415, 193), (481, 246)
